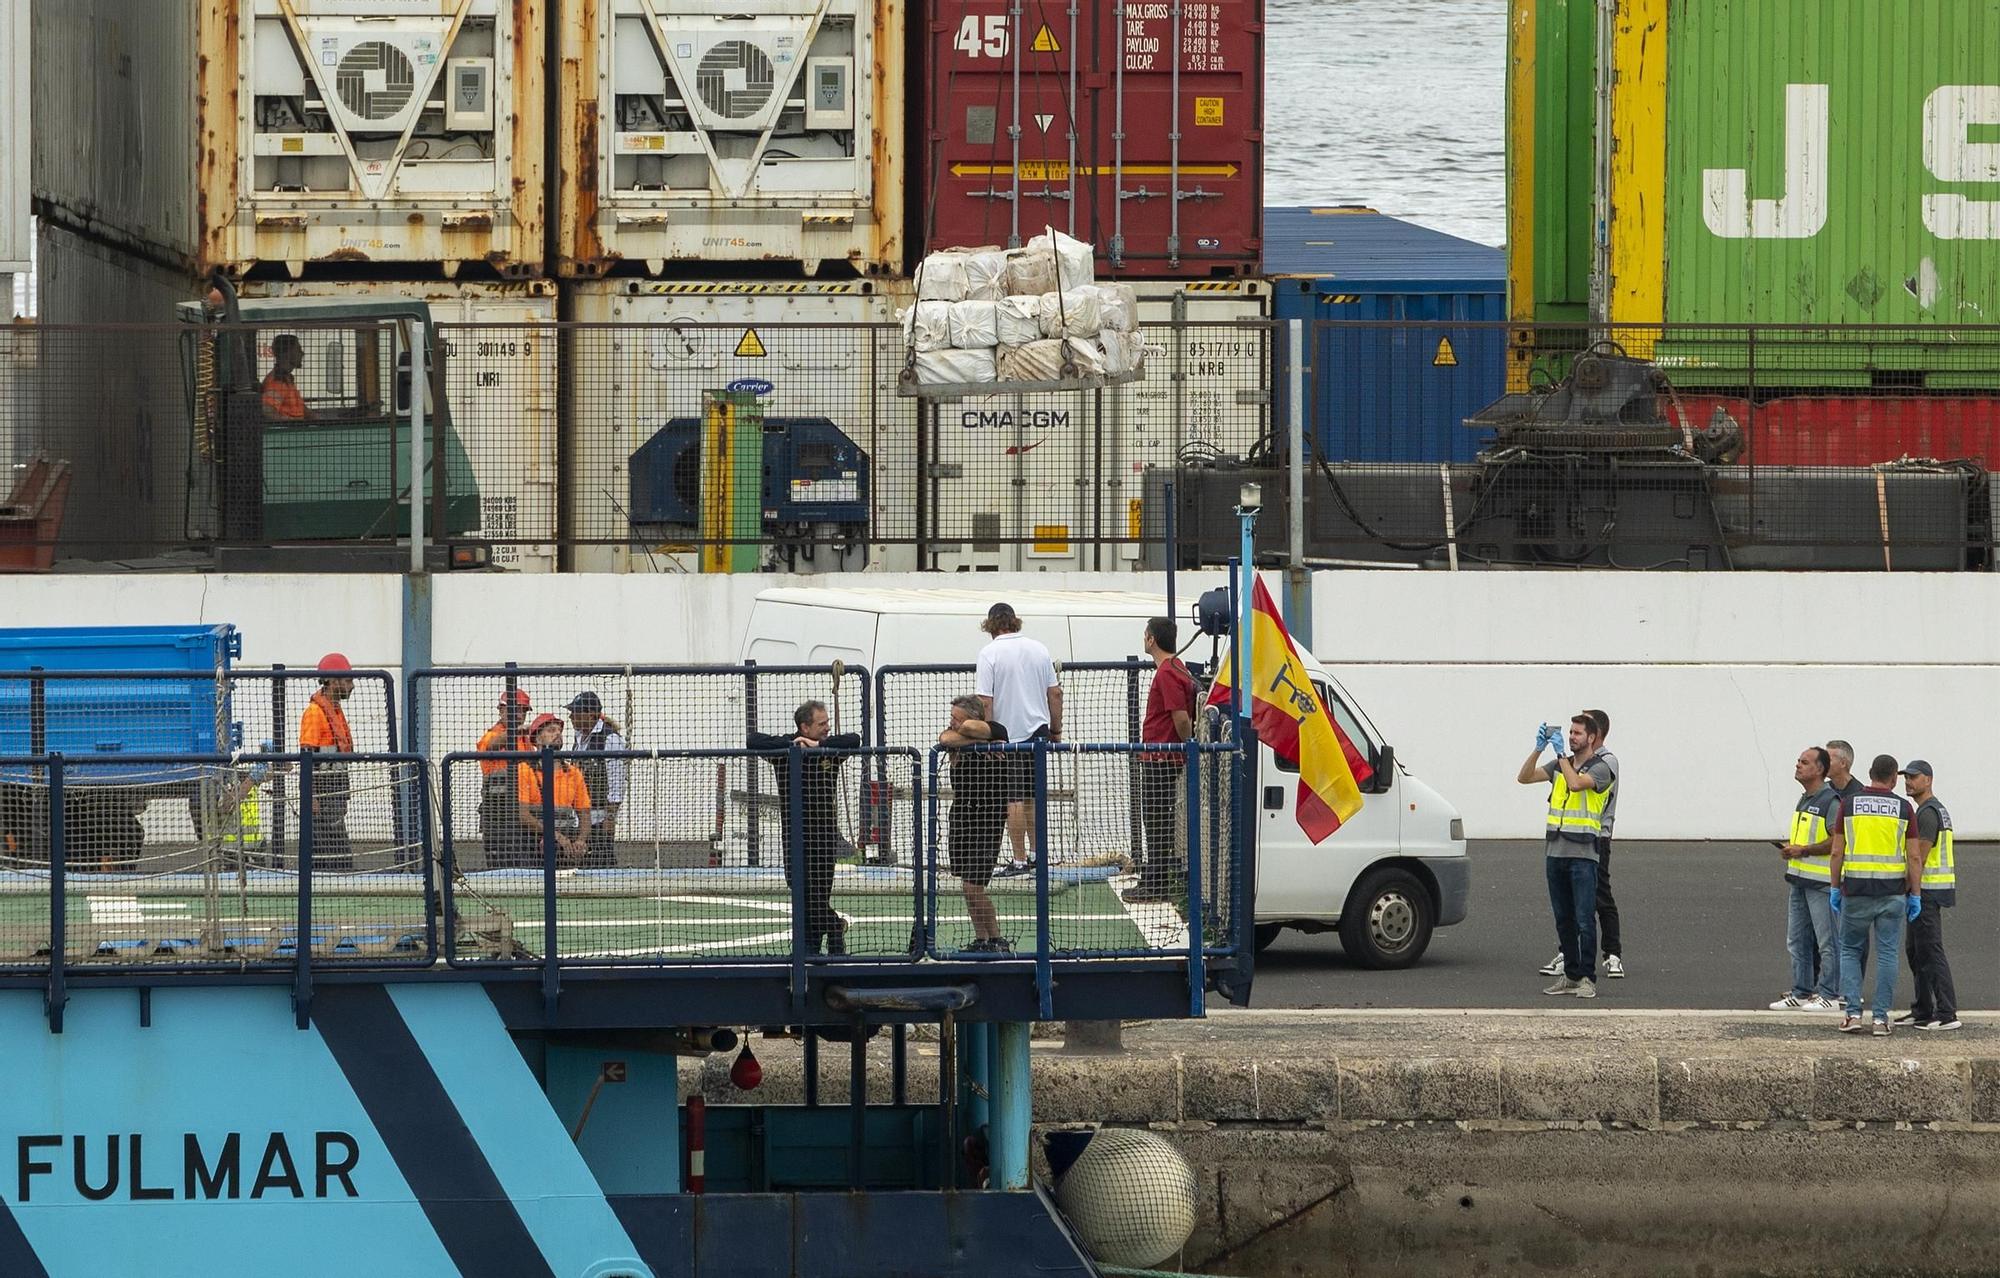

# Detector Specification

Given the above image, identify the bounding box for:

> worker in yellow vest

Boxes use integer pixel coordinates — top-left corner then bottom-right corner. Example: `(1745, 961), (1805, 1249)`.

(1517, 712), (1615, 999)
(1828, 753), (1924, 1035)
(214, 746), (274, 869)
(1896, 761), (1959, 1031)
(1770, 745), (1840, 1011)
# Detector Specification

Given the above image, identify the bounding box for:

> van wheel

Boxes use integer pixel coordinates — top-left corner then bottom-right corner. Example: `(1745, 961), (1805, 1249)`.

(1253, 923), (1284, 953)
(1339, 869), (1433, 969)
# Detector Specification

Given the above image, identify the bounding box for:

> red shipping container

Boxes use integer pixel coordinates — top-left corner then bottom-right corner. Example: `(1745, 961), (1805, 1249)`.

(1684, 396), (2000, 468)
(921, 0), (1263, 277)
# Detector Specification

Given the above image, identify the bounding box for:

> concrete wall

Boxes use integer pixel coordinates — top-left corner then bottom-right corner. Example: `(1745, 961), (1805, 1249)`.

(4, 569), (1995, 838)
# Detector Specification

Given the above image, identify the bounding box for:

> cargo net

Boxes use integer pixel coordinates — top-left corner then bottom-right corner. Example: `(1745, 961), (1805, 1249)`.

(0, 755), (430, 970)
(439, 748), (922, 965)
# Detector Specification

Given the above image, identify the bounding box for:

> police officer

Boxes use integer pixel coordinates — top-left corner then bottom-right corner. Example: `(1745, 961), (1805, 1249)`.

(1825, 739), (1863, 804)
(1518, 713), (1615, 998)
(1897, 760), (1960, 1031)
(1828, 754), (1924, 1035)
(1770, 746), (1840, 1011)
(567, 692), (626, 870)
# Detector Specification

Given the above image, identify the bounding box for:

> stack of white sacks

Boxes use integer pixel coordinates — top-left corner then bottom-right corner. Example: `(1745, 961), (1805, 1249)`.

(904, 227), (1145, 386)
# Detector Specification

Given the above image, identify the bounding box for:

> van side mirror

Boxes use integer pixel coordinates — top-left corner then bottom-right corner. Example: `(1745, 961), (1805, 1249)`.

(1367, 745), (1395, 793)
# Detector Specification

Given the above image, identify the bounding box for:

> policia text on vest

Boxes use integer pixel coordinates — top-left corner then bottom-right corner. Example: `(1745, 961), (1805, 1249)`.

(1826, 755), (1927, 1032)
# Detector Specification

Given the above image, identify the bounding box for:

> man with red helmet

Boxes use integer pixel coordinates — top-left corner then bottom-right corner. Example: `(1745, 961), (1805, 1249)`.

(514, 712), (592, 868)
(479, 689), (534, 868)
(299, 653), (356, 872)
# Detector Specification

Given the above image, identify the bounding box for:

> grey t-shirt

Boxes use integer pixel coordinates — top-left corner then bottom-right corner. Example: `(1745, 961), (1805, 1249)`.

(1917, 796), (1955, 906)
(1543, 755), (1615, 861)
(1595, 748), (1621, 837)
(1832, 775), (1864, 804)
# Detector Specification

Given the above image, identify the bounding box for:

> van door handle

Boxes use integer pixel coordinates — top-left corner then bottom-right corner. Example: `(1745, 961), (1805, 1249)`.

(1264, 786), (1284, 810)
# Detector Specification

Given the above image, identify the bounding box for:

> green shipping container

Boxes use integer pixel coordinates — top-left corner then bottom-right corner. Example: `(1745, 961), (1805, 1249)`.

(1514, 0), (2000, 388)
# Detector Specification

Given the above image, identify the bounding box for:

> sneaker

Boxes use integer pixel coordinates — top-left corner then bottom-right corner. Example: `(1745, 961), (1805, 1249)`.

(1537, 952), (1565, 976)
(1769, 994), (1812, 1011)
(1603, 955), (1626, 978)
(1921, 1019), (1963, 1032)
(1838, 1016), (1864, 1033)
(994, 860), (1035, 879)
(1542, 977), (1580, 996)
(1803, 994), (1840, 1011)
(1872, 1019), (1891, 1037)
(1894, 1010), (1924, 1025)
(1573, 978), (1597, 999)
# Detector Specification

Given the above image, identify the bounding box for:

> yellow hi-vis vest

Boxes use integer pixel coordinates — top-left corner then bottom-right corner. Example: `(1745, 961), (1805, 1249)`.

(219, 794), (263, 847)
(1786, 794), (1834, 883)
(1547, 764), (1613, 838)
(1919, 798), (1956, 892)
(1840, 791), (1910, 888)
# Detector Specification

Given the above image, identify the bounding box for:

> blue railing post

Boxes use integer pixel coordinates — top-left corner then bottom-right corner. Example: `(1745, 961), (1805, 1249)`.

(1184, 738), (1206, 1016)
(294, 755), (315, 1030)
(788, 745), (808, 1012)
(438, 752), (461, 964)
(1033, 741), (1053, 1019)
(925, 749), (942, 958)
(541, 747), (560, 1020)
(417, 759), (439, 964)
(46, 753), (67, 1033)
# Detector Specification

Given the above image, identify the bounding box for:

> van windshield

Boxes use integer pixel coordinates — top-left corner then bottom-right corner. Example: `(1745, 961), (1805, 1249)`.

(1272, 680), (1376, 774)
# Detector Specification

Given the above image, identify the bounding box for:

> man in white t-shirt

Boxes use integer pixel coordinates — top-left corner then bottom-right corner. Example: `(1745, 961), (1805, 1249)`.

(976, 602), (1062, 877)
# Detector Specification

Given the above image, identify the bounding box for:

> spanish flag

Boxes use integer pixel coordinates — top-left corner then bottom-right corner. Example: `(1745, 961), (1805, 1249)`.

(1206, 578), (1371, 842)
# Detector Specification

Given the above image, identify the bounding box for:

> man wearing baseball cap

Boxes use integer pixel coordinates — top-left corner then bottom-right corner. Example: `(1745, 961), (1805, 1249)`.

(1898, 760), (1961, 1031)
(567, 691), (626, 869)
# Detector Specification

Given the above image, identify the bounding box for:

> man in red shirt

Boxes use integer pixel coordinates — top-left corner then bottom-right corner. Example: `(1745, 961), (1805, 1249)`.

(1131, 617), (1197, 902)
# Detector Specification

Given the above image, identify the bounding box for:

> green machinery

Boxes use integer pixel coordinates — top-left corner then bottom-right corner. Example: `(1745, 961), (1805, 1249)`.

(179, 282), (480, 544)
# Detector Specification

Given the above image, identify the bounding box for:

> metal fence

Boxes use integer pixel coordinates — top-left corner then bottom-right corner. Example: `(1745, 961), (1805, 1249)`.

(18, 313), (1987, 570)
(0, 316), (1271, 571)
(1163, 319), (2000, 572)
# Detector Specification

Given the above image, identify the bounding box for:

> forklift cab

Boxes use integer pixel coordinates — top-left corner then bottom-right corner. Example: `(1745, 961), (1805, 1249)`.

(177, 293), (480, 543)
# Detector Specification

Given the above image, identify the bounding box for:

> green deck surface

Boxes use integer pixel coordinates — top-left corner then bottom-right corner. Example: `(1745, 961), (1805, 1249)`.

(0, 880), (1157, 961)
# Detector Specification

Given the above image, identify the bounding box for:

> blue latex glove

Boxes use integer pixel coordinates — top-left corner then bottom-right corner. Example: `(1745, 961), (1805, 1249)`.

(1829, 887), (1843, 914)
(1549, 732), (1568, 759)
(1534, 724), (1553, 751)
(1907, 894), (1924, 923)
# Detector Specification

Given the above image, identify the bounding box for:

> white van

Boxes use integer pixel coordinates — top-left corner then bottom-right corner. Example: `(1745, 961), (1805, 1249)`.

(741, 586), (1470, 967)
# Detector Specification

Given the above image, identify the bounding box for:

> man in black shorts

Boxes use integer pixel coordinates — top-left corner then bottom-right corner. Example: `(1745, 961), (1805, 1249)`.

(940, 694), (1012, 954)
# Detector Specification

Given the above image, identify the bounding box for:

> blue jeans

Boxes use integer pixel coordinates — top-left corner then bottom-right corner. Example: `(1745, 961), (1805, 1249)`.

(1786, 882), (1838, 1000)
(1838, 892), (1906, 1020)
(1546, 856), (1599, 982)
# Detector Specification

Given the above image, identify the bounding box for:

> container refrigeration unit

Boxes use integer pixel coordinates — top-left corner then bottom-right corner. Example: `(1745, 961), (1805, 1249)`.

(32, 0), (546, 279)
(557, 0), (906, 277)
(565, 280), (907, 573)
(921, 0), (1263, 278)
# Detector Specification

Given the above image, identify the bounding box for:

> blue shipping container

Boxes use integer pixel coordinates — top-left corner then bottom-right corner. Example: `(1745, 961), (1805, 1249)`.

(1266, 207), (1506, 463)
(0, 626), (240, 782)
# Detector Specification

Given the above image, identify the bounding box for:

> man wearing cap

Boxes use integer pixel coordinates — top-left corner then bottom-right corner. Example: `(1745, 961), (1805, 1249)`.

(480, 690), (533, 868)
(299, 653), (356, 872)
(515, 713), (592, 867)
(976, 602), (1061, 877)
(1828, 753), (1925, 1035)
(1898, 760), (1960, 1031)
(568, 692), (626, 870)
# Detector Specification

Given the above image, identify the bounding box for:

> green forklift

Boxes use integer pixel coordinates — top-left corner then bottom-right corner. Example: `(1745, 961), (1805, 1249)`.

(179, 277), (486, 563)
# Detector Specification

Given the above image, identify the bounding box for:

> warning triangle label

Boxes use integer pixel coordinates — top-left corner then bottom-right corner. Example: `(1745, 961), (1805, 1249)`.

(1035, 112), (1055, 134)
(1031, 24), (1060, 52)
(735, 328), (768, 358)
(1432, 336), (1458, 367)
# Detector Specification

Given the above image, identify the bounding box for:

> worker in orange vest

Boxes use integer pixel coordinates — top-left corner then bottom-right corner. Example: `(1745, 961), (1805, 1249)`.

(479, 689), (533, 866)
(514, 713), (591, 869)
(261, 334), (310, 420)
(300, 652), (356, 872)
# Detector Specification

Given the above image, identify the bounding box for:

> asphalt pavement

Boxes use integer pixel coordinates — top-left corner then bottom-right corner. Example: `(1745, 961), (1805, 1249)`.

(1250, 840), (1995, 1011)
